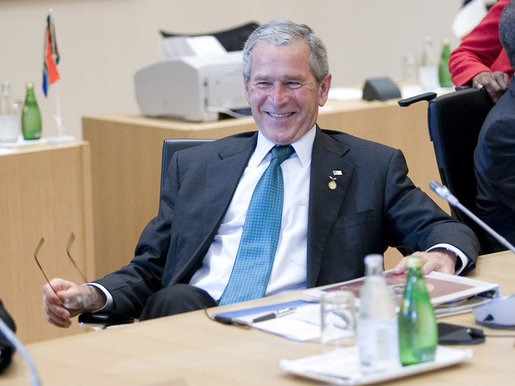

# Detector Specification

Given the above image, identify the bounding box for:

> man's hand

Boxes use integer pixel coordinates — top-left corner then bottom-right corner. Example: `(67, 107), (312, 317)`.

(472, 71), (510, 102)
(43, 278), (106, 328)
(392, 249), (457, 276)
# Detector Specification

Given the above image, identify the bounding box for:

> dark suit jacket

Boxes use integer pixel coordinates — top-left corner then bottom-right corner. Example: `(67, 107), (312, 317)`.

(475, 80), (515, 245)
(97, 128), (479, 317)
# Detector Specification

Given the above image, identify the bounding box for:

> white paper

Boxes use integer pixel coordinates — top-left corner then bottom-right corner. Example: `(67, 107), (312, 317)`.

(328, 87), (362, 101)
(251, 303), (322, 342)
(160, 35), (227, 60)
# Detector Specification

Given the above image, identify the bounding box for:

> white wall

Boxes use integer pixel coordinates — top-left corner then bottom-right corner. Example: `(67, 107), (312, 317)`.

(0, 0), (463, 140)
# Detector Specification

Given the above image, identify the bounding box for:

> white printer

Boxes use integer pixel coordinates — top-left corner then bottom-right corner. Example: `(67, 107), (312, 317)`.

(134, 51), (249, 122)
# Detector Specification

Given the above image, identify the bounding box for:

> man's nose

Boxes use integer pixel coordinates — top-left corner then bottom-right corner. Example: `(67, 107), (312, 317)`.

(269, 83), (289, 104)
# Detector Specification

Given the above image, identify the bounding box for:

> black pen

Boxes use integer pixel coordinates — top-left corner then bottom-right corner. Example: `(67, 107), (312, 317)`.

(252, 306), (296, 323)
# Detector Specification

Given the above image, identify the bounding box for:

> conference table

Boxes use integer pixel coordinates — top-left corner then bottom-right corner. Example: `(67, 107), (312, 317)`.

(4, 250), (514, 385)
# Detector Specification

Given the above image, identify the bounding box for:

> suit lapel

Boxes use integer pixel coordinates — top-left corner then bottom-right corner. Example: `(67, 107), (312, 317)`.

(307, 129), (354, 287)
(174, 135), (256, 283)
(202, 136), (256, 246)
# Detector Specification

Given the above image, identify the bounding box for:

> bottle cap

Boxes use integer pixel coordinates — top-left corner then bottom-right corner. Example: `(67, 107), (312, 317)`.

(406, 255), (424, 268)
(26, 81), (34, 89)
(364, 254), (383, 266)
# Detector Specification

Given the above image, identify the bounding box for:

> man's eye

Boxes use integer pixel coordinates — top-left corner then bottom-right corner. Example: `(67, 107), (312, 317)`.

(256, 81), (272, 88)
(287, 82), (301, 89)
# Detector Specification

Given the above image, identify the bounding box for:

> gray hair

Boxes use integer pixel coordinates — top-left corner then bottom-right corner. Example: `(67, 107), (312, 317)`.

(499, 0), (515, 68)
(242, 19), (329, 85)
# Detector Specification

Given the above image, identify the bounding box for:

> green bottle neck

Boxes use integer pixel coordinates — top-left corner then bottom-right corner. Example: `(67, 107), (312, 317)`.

(25, 89), (37, 104)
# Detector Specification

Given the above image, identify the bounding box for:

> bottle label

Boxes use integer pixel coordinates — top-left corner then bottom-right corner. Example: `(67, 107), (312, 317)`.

(415, 346), (436, 362)
(358, 318), (400, 373)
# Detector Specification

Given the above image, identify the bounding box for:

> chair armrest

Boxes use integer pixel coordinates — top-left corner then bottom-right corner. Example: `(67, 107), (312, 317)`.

(398, 91), (437, 107)
(78, 313), (135, 329)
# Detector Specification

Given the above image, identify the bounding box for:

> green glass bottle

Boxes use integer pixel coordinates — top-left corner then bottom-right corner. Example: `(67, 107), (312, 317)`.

(21, 81), (42, 140)
(398, 255), (438, 366)
(438, 38), (453, 88)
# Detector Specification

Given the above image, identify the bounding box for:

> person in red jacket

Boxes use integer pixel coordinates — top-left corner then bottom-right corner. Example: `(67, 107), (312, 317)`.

(449, 0), (513, 102)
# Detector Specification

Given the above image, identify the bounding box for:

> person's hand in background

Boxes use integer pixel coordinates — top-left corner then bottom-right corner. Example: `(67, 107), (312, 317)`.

(472, 71), (510, 102)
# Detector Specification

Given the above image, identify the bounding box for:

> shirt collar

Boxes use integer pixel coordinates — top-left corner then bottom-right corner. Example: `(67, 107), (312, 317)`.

(254, 125), (316, 168)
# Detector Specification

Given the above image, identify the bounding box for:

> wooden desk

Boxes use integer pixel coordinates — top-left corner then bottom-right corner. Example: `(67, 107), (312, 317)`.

(83, 98), (436, 276)
(4, 250), (514, 385)
(0, 141), (94, 343)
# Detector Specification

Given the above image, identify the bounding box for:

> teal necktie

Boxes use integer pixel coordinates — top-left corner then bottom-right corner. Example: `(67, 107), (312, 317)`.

(219, 145), (295, 305)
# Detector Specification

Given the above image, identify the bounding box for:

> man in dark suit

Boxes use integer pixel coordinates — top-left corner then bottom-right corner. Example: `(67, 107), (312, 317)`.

(474, 0), (515, 248)
(43, 19), (479, 327)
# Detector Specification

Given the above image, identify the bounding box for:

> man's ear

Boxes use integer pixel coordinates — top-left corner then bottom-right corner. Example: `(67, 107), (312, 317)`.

(318, 74), (332, 106)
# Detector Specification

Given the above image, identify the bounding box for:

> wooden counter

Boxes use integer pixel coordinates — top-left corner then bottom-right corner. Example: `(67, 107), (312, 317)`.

(0, 141), (94, 343)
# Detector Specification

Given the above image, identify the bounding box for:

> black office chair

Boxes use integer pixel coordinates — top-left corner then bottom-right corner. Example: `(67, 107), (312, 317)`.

(160, 22), (259, 52)
(160, 138), (214, 193)
(398, 87), (495, 254)
(79, 138), (213, 328)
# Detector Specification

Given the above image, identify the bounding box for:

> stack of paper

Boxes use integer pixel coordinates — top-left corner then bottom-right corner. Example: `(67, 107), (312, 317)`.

(304, 270), (500, 317)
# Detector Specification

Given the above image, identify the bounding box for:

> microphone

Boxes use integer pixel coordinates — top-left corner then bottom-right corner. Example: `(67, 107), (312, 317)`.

(0, 318), (41, 385)
(430, 180), (515, 254)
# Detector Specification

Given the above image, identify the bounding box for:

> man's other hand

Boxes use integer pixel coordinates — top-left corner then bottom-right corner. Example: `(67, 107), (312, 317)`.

(472, 71), (510, 102)
(392, 249), (457, 276)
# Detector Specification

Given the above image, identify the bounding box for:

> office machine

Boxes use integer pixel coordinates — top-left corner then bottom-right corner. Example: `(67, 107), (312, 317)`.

(134, 51), (249, 121)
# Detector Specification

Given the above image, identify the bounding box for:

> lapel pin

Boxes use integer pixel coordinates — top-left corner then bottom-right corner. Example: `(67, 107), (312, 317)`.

(333, 170), (342, 176)
(328, 176), (337, 190)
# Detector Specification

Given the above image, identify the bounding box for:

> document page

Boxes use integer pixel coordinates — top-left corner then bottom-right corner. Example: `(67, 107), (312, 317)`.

(213, 299), (322, 342)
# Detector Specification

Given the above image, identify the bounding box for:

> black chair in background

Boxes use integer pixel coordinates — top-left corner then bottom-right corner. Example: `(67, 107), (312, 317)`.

(160, 22), (259, 52)
(79, 138), (212, 328)
(160, 138), (213, 193)
(399, 87), (495, 254)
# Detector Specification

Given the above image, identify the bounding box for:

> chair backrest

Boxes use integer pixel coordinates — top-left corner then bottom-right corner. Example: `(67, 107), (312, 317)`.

(427, 87), (495, 253)
(161, 139), (213, 192)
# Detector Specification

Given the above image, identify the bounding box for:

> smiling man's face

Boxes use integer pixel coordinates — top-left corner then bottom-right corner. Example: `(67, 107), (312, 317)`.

(245, 40), (331, 145)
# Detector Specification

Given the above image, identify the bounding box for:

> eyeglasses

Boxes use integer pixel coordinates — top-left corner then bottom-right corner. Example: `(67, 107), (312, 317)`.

(33, 232), (88, 296)
(65, 232), (87, 282)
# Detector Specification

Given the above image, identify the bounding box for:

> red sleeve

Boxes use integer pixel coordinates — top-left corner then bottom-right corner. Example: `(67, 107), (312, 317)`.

(449, 0), (510, 86)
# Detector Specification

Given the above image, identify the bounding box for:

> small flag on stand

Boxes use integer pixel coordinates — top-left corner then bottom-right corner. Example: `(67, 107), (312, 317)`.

(42, 11), (60, 97)
(40, 9), (72, 143)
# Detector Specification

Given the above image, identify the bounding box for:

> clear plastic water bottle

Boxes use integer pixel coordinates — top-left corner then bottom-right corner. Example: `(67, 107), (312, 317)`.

(398, 255), (438, 365)
(358, 254), (400, 374)
(419, 36), (439, 90)
(0, 80), (20, 143)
